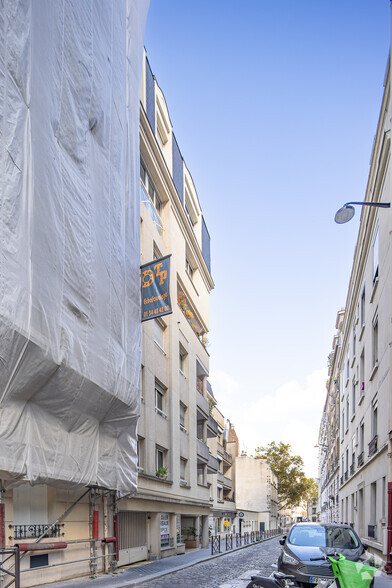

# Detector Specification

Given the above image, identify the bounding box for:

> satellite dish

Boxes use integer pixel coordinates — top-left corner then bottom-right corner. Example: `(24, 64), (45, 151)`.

(335, 205), (355, 224)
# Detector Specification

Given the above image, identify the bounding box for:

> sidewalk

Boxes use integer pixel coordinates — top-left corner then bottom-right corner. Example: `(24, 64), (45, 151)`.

(38, 537), (392, 588)
(41, 536), (275, 588)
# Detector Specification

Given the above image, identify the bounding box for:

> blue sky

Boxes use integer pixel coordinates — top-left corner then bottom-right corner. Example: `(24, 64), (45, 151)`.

(144, 1), (391, 475)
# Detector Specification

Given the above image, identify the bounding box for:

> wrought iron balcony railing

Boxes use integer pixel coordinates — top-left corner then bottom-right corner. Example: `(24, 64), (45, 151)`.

(11, 524), (64, 540)
(368, 435), (378, 457)
(357, 452), (364, 467)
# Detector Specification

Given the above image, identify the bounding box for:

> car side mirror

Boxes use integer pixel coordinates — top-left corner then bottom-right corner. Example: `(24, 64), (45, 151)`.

(362, 543), (369, 551)
(279, 536), (287, 545)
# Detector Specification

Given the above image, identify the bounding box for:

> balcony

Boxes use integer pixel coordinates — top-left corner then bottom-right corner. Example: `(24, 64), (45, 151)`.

(197, 439), (210, 462)
(207, 453), (219, 474)
(196, 391), (209, 420)
(207, 415), (219, 438)
(357, 452), (364, 467)
(350, 463), (355, 476)
(368, 435), (378, 457)
(217, 472), (232, 489)
(217, 443), (232, 466)
(344, 471), (348, 481)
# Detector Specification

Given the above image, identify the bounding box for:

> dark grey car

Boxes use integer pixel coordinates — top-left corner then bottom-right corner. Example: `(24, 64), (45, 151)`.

(277, 522), (371, 587)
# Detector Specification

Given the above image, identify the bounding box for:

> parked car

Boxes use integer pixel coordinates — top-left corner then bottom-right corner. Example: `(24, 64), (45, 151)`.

(277, 522), (371, 587)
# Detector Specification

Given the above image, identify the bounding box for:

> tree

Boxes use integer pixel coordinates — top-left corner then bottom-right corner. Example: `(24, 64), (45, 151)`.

(254, 441), (310, 511)
(303, 477), (319, 514)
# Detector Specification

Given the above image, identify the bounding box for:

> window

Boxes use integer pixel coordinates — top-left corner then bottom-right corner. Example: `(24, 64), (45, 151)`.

(373, 224), (379, 284)
(197, 464), (206, 485)
(180, 458), (187, 483)
(140, 159), (163, 233)
(353, 326), (356, 358)
(346, 397), (349, 430)
(185, 256), (194, 279)
(155, 380), (167, 418)
(156, 446), (167, 471)
(153, 244), (162, 261)
(137, 437), (144, 472)
(179, 345), (187, 375)
(360, 286), (366, 328)
(360, 421), (364, 453)
(352, 380), (356, 416)
(371, 482), (377, 530)
(372, 314), (378, 367)
(346, 349), (350, 382)
(341, 409), (345, 437)
(360, 350), (365, 395)
(184, 191), (197, 227)
(180, 403), (187, 433)
(372, 401), (378, 438)
(154, 319), (165, 351)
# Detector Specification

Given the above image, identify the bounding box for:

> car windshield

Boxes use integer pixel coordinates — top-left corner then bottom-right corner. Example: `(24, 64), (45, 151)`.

(288, 526), (359, 549)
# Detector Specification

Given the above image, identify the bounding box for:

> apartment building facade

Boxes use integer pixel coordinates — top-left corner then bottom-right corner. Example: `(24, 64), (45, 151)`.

(324, 58), (392, 563)
(318, 310), (344, 524)
(234, 455), (279, 533)
(206, 391), (237, 536)
(116, 51), (217, 564)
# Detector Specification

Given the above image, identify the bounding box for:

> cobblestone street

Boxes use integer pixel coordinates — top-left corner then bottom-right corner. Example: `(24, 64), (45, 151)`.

(137, 537), (282, 588)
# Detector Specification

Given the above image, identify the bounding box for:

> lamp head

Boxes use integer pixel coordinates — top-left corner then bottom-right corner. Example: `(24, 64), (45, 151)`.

(335, 204), (355, 224)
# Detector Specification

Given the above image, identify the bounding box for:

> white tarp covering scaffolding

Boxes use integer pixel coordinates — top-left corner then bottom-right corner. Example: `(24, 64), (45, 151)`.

(0, 0), (149, 494)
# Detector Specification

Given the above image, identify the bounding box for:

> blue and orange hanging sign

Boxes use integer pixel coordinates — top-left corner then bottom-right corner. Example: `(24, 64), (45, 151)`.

(141, 254), (172, 322)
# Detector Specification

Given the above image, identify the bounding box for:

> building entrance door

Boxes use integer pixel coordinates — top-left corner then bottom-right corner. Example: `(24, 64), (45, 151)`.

(118, 511), (147, 566)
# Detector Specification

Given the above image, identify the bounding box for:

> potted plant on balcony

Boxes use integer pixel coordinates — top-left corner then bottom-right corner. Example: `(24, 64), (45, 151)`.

(184, 526), (199, 548)
(156, 466), (168, 479)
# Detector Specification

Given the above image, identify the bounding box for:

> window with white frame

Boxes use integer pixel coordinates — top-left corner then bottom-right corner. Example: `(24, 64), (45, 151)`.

(346, 397), (349, 430)
(180, 458), (187, 483)
(179, 344), (187, 375)
(184, 193), (196, 227)
(179, 403), (187, 433)
(372, 314), (378, 367)
(360, 350), (365, 395)
(352, 380), (356, 416)
(360, 285), (366, 327)
(371, 400), (378, 439)
(360, 421), (364, 453)
(156, 445), (167, 471)
(185, 256), (194, 279)
(373, 224), (379, 284)
(154, 319), (165, 351)
(153, 244), (162, 261)
(155, 380), (167, 418)
(346, 348), (350, 382)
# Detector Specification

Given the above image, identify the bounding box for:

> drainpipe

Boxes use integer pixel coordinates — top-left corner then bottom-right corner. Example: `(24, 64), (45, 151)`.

(385, 482), (392, 573)
(387, 6), (392, 574)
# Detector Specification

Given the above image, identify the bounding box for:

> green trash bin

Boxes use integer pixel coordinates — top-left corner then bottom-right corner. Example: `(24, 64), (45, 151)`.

(328, 554), (377, 588)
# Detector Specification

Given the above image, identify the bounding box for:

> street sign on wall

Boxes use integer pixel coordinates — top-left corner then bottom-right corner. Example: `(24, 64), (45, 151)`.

(141, 255), (172, 322)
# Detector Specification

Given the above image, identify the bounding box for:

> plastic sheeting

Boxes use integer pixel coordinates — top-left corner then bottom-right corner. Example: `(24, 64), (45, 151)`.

(0, 0), (149, 494)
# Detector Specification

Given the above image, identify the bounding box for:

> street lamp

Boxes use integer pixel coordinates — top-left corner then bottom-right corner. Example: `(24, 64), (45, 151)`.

(334, 201), (390, 224)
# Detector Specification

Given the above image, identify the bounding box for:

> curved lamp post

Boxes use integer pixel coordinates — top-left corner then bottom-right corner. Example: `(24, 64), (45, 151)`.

(335, 201), (390, 224)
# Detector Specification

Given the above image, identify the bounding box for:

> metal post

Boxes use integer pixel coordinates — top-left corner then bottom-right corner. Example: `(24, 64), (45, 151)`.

(384, 482), (392, 573)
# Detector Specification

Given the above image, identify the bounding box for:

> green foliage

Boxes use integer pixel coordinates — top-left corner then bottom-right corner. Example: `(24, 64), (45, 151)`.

(185, 526), (198, 540)
(303, 477), (319, 508)
(156, 466), (168, 478)
(254, 441), (311, 511)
